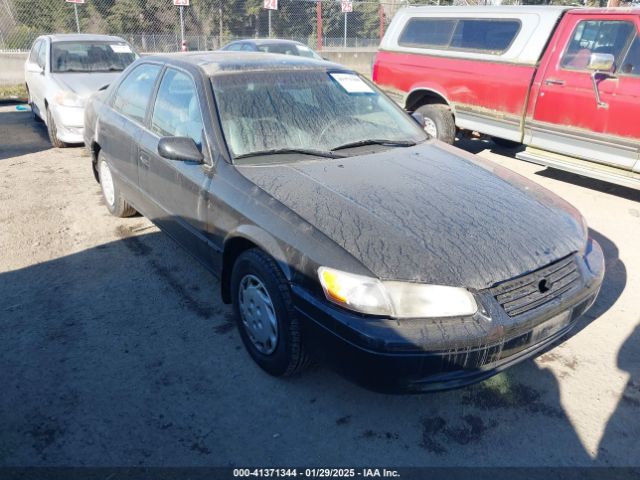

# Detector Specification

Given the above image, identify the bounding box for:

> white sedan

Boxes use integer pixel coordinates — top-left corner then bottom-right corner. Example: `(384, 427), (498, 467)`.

(25, 34), (137, 147)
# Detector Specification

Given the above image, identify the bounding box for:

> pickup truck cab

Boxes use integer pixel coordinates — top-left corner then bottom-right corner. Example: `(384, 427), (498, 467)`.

(374, 6), (640, 189)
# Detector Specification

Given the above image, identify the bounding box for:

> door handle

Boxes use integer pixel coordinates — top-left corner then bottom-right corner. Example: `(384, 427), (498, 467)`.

(139, 151), (150, 168)
(545, 78), (565, 86)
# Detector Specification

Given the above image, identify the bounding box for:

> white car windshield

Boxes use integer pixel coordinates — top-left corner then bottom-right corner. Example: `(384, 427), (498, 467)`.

(211, 70), (427, 161)
(51, 41), (137, 73)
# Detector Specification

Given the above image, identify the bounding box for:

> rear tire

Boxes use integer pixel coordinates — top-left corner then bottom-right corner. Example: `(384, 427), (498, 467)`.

(97, 152), (137, 218)
(415, 103), (456, 144)
(231, 248), (309, 377)
(46, 106), (67, 148)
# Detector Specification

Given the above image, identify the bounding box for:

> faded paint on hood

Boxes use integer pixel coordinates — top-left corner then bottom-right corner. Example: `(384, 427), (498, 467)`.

(52, 72), (122, 98)
(236, 141), (586, 290)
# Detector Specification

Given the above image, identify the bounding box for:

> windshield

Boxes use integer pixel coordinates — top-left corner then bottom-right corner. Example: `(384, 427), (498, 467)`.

(51, 41), (137, 73)
(211, 70), (427, 161)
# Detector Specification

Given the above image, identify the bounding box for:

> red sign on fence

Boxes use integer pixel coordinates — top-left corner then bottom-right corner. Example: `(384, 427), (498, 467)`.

(341, 1), (353, 13)
(173, 0), (190, 5)
(264, 0), (278, 11)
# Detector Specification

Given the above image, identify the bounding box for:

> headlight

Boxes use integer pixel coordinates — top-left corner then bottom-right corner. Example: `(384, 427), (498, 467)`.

(54, 91), (85, 108)
(318, 267), (477, 318)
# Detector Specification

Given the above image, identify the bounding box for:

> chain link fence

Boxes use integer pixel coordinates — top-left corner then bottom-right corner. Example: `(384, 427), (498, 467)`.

(0, 0), (417, 53)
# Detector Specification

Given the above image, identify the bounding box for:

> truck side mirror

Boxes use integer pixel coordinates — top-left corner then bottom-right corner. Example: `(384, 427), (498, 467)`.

(587, 53), (615, 73)
(26, 63), (44, 74)
(587, 53), (615, 110)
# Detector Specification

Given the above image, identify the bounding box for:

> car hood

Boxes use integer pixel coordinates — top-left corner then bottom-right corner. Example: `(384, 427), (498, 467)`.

(52, 72), (121, 98)
(236, 141), (586, 290)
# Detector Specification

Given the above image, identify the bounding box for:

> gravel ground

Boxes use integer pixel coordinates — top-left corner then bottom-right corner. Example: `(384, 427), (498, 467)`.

(0, 104), (639, 467)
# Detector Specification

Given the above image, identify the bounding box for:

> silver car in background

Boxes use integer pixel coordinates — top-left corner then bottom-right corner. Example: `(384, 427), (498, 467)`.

(24, 34), (137, 147)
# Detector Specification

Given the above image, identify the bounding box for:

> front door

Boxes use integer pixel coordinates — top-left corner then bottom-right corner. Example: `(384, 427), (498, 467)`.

(529, 15), (640, 169)
(137, 67), (214, 265)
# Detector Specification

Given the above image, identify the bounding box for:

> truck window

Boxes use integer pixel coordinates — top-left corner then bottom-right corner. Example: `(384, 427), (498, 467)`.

(398, 18), (520, 54)
(621, 36), (640, 76)
(561, 20), (635, 71)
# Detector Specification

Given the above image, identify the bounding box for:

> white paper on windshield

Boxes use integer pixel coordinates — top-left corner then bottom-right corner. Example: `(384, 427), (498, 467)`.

(110, 44), (132, 53)
(329, 73), (374, 94)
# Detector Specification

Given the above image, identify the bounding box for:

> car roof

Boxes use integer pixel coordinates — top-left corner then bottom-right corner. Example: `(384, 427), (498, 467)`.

(43, 34), (128, 43)
(228, 38), (305, 46)
(143, 51), (344, 76)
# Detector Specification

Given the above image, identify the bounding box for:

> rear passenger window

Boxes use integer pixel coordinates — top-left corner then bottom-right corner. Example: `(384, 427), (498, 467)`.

(151, 69), (204, 147)
(398, 18), (520, 54)
(561, 21), (635, 71)
(621, 36), (640, 76)
(112, 63), (161, 124)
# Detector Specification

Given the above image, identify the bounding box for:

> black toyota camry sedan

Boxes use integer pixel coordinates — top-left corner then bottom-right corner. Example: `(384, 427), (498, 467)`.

(84, 52), (604, 393)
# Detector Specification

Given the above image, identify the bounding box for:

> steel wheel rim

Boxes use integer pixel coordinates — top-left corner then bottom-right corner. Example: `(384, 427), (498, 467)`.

(238, 274), (278, 355)
(99, 160), (116, 207)
(424, 117), (438, 138)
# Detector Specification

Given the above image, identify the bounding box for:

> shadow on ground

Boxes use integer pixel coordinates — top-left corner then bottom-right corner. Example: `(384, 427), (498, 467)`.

(0, 108), (50, 160)
(0, 220), (634, 466)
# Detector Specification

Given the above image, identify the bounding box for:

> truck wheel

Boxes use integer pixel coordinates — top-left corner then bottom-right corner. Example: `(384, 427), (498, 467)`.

(492, 137), (521, 149)
(231, 248), (309, 377)
(97, 152), (137, 218)
(416, 103), (456, 144)
(416, 104), (456, 144)
(46, 106), (67, 148)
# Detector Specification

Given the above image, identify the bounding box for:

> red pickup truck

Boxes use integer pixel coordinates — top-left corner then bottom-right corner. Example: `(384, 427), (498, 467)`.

(374, 6), (640, 188)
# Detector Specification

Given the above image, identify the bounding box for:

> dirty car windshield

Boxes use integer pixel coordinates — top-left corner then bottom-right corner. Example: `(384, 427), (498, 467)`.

(211, 70), (426, 161)
(51, 41), (136, 73)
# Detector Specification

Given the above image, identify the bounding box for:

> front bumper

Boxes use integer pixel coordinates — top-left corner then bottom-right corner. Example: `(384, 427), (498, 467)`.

(293, 240), (604, 393)
(50, 104), (85, 144)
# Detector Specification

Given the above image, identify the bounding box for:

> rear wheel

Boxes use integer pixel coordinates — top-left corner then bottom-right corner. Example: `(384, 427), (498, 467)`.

(97, 152), (137, 218)
(46, 106), (67, 148)
(415, 104), (456, 144)
(231, 248), (308, 377)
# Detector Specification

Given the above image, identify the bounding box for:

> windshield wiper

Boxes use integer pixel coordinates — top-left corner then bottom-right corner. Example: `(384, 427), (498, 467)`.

(235, 148), (345, 160)
(331, 139), (417, 151)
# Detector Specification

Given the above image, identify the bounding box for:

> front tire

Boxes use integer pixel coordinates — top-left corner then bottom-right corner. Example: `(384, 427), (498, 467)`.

(231, 248), (308, 377)
(97, 152), (137, 218)
(415, 104), (456, 144)
(46, 106), (67, 148)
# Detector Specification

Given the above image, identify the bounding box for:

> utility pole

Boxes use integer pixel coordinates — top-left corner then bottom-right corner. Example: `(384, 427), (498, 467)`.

(74, 3), (80, 33)
(316, 1), (322, 52)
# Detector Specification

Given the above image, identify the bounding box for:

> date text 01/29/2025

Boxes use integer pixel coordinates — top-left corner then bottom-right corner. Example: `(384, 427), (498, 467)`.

(233, 468), (401, 478)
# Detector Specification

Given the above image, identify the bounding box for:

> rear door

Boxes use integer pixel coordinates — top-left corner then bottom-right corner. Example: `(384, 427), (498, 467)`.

(528, 14), (639, 169)
(26, 40), (46, 115)
(137, 67), (214, 264)
(102, 62), (162, 198)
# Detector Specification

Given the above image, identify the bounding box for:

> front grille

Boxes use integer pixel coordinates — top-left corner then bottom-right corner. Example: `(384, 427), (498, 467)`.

(490, 255), (580, 317)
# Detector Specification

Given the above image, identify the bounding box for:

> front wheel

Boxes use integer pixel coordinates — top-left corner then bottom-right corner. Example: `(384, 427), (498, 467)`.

(231, 248), (308, 377)
(415, 104), (456, 144)
(97, 152), (137, 218)
(46, 107), (67, 148)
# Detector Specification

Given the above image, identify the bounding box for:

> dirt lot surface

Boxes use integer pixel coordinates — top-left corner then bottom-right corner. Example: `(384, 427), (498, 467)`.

(1, 103), (639, 467)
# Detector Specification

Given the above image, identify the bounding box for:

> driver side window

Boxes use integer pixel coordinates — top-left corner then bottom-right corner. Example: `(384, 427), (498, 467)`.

(151, 69), (204, 148)
(561, 20), (635, 71)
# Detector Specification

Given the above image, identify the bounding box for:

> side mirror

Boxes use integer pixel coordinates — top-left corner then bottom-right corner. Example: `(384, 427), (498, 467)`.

(411, 111), (426, 128)
(158, 137), (204, 163)
(26, 63), (44, 74)
(587, 53), (615, 110)
(587, 53), (615, 73)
